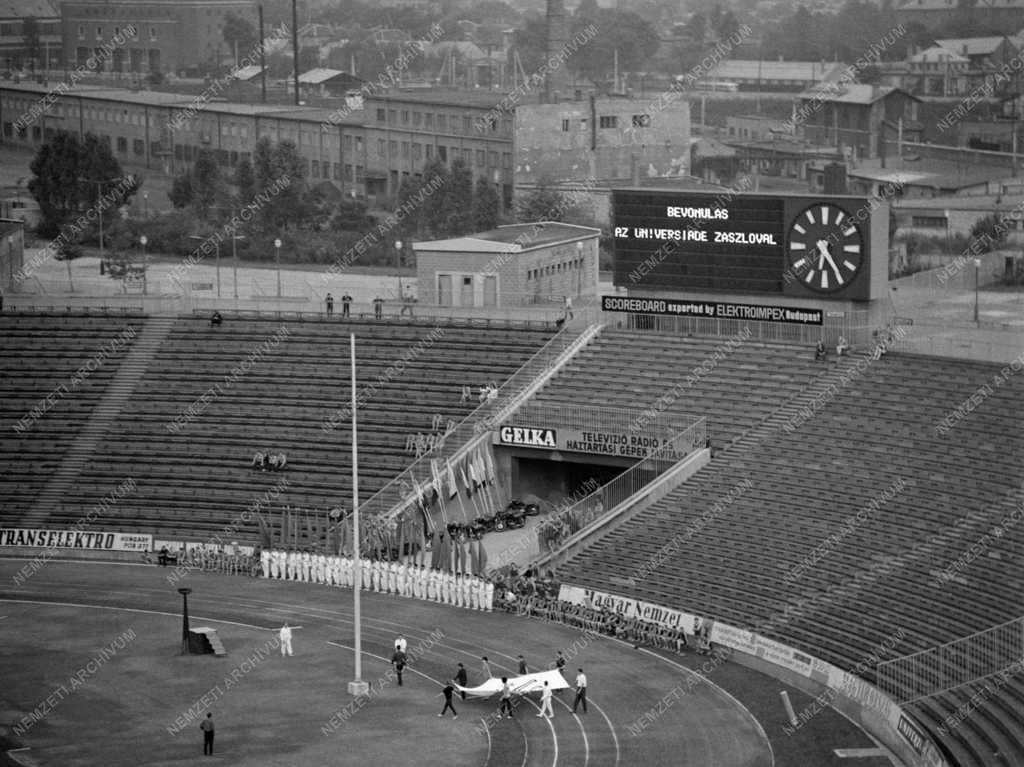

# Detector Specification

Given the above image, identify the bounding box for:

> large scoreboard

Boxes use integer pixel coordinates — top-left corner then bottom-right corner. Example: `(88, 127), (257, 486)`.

(612, 189), (886, 302)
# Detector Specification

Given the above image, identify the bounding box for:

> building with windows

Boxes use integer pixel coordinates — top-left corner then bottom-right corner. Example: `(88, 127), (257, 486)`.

(795, 84), (919, 161)
(364, 90), (514, 205)
(514, 95), (691, 188)
(0, 82), (520, 207)
(412, 222), (600, 308)
(0, 0), (61, 72)
(60, 0), (255, 77)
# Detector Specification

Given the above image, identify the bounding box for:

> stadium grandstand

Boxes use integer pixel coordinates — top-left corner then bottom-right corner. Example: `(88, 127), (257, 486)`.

(1, 191), (1022, 767)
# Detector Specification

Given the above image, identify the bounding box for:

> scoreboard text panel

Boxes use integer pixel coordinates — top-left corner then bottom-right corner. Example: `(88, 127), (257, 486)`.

(612, 190), (876, 301)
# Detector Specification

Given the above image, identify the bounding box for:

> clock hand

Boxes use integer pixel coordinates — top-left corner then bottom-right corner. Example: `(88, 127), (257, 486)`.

(822, 249), (843, 282)
(815, 240), (830, 270)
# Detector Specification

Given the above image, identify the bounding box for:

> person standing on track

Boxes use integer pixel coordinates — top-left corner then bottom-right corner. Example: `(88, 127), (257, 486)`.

(572, 668), (587, 713)
(392, 649), (407, 686)
(517, 655), (528, 675)
(455, 662), (468, 700)
(200, 712), (215, 755)
(438, 681), (458, 718)
(498, 677), (514, 719)
(481, 656), (492, 681)
(280, 623), (298, 657)
(537, 681), (554, 719)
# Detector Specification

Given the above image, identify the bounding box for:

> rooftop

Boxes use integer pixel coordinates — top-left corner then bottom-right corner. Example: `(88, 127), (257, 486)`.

(413, 222), (600, 253)
(0, 0), (57, 18)
(935, 36), (1011, 56)
(797, 83), (917, 105)
(894, 193), (1024, 211)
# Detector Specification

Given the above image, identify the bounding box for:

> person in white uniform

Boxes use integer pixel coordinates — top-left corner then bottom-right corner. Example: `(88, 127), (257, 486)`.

(260, 549), (270, 578)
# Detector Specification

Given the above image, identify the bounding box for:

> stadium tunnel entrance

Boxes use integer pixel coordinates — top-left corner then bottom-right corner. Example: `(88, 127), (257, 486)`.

(505, 450), (632, 510)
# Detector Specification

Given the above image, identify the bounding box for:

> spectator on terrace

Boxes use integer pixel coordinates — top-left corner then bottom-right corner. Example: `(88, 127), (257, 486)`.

(325, 293), (334, 317)
(872, 329), (887, 361)
(210, 311), (223, 327)
(158, 545), (169, 566)
(341, 293), (352, 317)
(564, 295), (574, 320)
(836, 335), (850, 356)
(400, 291), (416, 317)
(252, 452), (264, 470)
(814, 339), (828, 362)
(373, 296), (383, 320)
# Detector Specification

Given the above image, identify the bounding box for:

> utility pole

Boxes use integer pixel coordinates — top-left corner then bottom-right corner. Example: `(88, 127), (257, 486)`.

(291, 0), (300, 106)
(259, 5), (267, 104)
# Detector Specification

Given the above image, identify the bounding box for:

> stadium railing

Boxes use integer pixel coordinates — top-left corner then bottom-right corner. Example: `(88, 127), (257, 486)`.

(536, 418), (709, 570)
(358, 321), (599, 521)
(877, 615), (1024, 704)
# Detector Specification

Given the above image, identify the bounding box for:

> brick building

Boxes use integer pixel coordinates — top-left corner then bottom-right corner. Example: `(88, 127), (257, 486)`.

(514, 95), (691, 189)
(60, 0), (255, 77)
(0, 0), (61, 72)
(796, 84), (919, 161)
(0, 83), (521, 207)
(412, 222), (599, 308)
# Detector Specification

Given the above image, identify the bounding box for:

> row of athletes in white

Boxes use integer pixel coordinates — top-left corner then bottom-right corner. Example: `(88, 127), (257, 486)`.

(261, 549), (495, 611)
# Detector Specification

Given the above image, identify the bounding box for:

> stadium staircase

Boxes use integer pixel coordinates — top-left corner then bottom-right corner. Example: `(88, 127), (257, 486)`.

(21, 316), (177, 526)
(546, 338), (1024, 767)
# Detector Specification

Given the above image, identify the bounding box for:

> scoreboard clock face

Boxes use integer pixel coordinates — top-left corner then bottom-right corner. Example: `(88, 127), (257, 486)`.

(786, 203), (864, 294)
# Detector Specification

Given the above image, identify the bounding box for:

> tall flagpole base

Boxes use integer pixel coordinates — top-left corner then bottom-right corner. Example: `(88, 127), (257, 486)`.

(347, 680), (370, 696)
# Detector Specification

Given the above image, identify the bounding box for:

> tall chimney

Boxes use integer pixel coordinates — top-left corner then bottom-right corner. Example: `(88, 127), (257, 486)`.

(544, 0), (567, 103)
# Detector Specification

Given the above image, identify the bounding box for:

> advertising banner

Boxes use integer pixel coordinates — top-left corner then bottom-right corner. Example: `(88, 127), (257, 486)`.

(601, 295), (823, 325)
(0, 528), (151, 552)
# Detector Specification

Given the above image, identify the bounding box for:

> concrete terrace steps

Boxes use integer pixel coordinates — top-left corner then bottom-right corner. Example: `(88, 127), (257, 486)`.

(20, 315), (177, 526)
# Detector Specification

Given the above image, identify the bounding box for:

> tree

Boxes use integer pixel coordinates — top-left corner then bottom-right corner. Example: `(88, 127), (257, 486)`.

(168, 171), (194, 209)
(442, 158), (475, 236)
(515, 181), (568, 223)
(473, 176), (500, 231)
(28, 131), (140, 238)
(222, 12), (258, 64)
(331, 197), (375, 232)
(234, 157), (256, 206)
(569, 9), (660, 82)
(970, 213), (1007, 252)
(251, 137), (307, 231)
(192, 149), (224, 218)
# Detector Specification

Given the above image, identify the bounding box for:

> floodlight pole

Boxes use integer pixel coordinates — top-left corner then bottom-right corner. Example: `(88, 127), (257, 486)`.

(347, 333), (369, 697)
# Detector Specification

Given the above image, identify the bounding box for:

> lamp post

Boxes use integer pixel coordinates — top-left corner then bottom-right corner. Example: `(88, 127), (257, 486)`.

(177, 587), (192, 655)
(140, 235), (148, 296)
(394, 239), (402, 269)
(230, 231), (244, 300)
(973, 257), (981, 324)
(143, 190), (149, 219)
(274, 238), (282, 298)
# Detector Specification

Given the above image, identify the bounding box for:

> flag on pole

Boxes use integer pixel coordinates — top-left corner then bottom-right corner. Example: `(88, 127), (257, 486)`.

(468, 457), (480, 489)
(460, 464), (473, 497)
(484, 448), (496, 485)
(446, 459), (459, 499)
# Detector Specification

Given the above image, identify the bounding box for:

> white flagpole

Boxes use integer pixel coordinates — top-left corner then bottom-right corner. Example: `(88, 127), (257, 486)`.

(348, 334), (369, 696)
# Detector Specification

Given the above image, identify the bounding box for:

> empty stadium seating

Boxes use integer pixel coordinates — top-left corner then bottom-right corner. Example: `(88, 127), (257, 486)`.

(547, 331), (1024, 767)
(0, 314), (553, 539)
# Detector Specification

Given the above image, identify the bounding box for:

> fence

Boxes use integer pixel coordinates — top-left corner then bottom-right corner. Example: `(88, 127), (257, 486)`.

(537, 417), (708, 561)
(358, 321), (597, 521)
(877, 616), (1024, 703)
(887, 326), (1024, 364)
(890, 250), (1008, 293)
